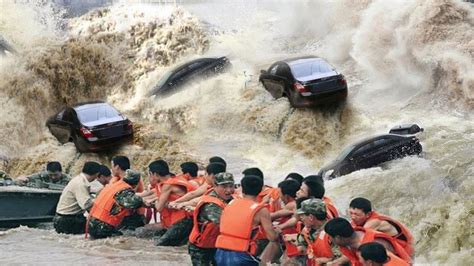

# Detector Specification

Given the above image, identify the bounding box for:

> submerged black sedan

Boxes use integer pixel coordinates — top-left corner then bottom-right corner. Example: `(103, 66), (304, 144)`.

(318, 124), (423, 179)
(148, 56), (231, 96)
(46, 101), (133, 152)
(259, 56), (347, 107)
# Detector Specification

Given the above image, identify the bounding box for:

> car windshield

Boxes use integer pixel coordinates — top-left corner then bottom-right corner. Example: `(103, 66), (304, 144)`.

(154, 69), (174, 89)
(77, 105), (120, 123)
(290, 59), (333, 79)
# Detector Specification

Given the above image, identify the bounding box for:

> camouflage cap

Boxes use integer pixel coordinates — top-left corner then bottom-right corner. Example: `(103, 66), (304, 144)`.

(123, 169), (141, 185)
(214, 172), (234, 185)
(296, 198), (327, 216)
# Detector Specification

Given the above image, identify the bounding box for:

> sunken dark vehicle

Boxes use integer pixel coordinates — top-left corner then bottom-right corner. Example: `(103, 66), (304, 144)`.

(259, 56), (347, 107)
(319, 124), (423, 180)
(149, 56), (231, 96)
(46, 101), (133, 152)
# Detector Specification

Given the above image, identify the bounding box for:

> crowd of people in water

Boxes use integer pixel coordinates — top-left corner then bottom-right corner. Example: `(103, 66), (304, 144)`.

(1, 156), (414, 266)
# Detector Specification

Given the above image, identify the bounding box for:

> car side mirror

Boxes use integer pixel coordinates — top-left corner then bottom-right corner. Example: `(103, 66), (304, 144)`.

(260, 70), (266, 74)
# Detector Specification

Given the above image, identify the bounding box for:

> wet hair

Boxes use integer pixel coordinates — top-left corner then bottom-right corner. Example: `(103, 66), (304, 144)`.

(242, 167), (264, 181)
(99, 165), (111, 176)
(82, 161), (101, 176)
(209, 156), (227, 169)
(358, 242), (389, 263)
(278, 179), (300, 198)
(304, 175), (324, 187)
(180, 162), (198, 177)
(112, 156), (130, 171)
(46, 161), (62, 172)
(206, 162), (226, 175)
(285, 172), (303, 186)
(241, 175), (263, 196)
(304, 179), (325, 199)
(324, 217), (354, 238)
(148, 160), (170, 176)
(350, 197), (372, 214)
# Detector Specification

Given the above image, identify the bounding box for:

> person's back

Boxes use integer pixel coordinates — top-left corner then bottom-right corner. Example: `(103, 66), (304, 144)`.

(215, 175), (278, 266)
(54, 161), (100, 234)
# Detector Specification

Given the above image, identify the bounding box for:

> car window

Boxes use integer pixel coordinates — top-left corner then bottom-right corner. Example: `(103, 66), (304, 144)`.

(56, 110), (65, 120)
(170, 66), (190, 82)
(276, 64), (290, 78)
(187, 60), (210, 71)
(269, 64), (279, 75)
(290, 59), (334, 79)
(77, 105), (120, 123)
(105, 105), (120, 118)
(353, 143), (373, 157)
(62, 109), (74, 123)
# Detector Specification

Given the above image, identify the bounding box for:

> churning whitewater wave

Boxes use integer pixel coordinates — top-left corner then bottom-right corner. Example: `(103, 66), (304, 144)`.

(0, 0), (472, 265)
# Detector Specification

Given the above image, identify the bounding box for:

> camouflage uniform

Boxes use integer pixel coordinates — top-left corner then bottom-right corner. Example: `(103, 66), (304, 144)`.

(296, 199), (342, 261)
(188, 173), (235, 266)
(0, 170), (13, 186)
(88, 188), (144, 239)
(20, 171), (71, 189)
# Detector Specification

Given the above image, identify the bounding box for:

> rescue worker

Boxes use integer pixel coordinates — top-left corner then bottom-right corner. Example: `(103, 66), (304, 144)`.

(188, 172), (235, 266)
(16, 161), (71, 189)
(110, 156), (146, 229)
(261, 179), (302, 265)
(168, 162), (226, 210)
(153, 159), (196, 246)
(358, 242), (409, 266)
(53, 161), (101, 234)
(179, 162), (199, 181)
(324, 218), (411, 266)
(87, 170), (146, 239)
(349, 198), (414, 257)
(297, 198), (341, 265)
(214, 175), (279, 266)
(110, 156), (144, 192)
(285, 172), (304, 186)
(296, 177), (339, 218)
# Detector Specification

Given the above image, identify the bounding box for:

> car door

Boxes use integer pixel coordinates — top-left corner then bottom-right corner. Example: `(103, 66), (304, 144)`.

(50, 108), (74, 143)
(370, 138), (393, 165)
(260, 63), (286, 98)
(351, 142), (375, 170)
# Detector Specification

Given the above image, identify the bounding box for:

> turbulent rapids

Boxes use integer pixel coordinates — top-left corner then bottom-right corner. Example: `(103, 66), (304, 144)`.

(0, 0), (472, 265)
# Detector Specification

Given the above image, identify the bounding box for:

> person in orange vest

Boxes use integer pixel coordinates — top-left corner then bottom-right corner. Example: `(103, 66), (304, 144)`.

(109, 155), (146, 229)
(324, 218), (411, 266)
(168, 162), (226, 210)
(188, 172), (235, 265)
(349, 198), (414, 258)
(358, 242), (409, 266)
(297, 198), (341, 265)
(179, 161), (199, 182)
(87, 170), (147, 239)
(261, 179), (302, 265)
(215, 175), (279, 266)
(153, 159), (196, 246)
(296, 176), (339, 218)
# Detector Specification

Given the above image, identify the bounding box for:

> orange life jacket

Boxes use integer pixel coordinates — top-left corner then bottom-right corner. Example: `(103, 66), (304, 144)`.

(155, 177), (196, 228)
(89, 180), (134, 227)
(189, 194), (227, 248)
(215, 198), (265, 255)
(255, 186), (280, 240)
(175, 173), (193, 181)
(303, 229), (334, 266)
(385, 251), (410, 266)
(110, 175), (144, 193)
(192, 175), (207, 186)
(360, 211), (414, 257)
(281, 215), (303, 257)
(339, 227), (411, 266)
(322, 196), (339, 218)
